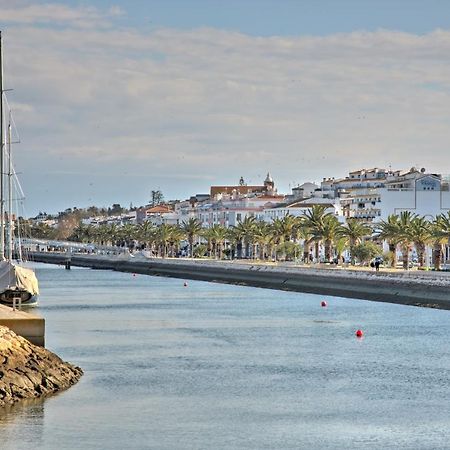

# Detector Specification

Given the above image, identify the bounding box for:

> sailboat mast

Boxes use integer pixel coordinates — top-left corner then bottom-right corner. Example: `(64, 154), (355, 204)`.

(0, 30), (5, 261)
(7, 119), (12, 261)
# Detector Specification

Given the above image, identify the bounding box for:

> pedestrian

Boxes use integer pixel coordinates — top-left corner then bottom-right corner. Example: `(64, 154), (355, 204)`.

(375, 260), (380, 271)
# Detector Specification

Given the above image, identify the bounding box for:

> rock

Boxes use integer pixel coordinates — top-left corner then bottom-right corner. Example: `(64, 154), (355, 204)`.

(0, 326), (83, 407)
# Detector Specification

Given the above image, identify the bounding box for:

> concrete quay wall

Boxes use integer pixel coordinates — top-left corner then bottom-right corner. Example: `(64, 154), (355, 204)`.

(30, 252), (450, 309)
(0, 305), (45, 347)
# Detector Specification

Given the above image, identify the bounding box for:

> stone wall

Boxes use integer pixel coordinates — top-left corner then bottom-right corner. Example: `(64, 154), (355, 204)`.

(0, 326), (83, 407)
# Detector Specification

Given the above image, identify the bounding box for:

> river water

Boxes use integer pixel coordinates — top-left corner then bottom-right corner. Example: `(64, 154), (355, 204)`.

(1, 264), (450, 449)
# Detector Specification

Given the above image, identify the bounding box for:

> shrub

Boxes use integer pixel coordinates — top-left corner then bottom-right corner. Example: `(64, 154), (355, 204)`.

(193, 244), (208, 258)
(351, 242), (381, 265)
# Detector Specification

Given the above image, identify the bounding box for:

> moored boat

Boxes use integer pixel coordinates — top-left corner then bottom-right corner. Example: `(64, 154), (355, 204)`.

(0, 260), (39, 306)
(0, 31), (39, 307)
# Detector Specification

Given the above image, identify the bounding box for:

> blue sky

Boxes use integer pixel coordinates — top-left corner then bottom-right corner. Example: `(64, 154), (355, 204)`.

(52, 0), (450, 36)
(1, 1), (450, 216)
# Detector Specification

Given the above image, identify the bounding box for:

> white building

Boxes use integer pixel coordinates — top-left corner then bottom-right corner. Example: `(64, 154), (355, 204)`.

(263, 197), (344, 223)
(379, 170), (450, 221)
(196, 194), (285, 228)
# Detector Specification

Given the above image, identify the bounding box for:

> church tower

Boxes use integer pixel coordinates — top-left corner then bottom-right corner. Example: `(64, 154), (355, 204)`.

(264, 172), (275, 192)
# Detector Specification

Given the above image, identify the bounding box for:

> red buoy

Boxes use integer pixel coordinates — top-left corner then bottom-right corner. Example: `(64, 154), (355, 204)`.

(321, 301), (327, 307)
(355, 329), (364, 338)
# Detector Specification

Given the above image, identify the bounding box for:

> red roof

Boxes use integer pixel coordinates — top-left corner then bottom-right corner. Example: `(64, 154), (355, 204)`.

(146, 205), (172, 214)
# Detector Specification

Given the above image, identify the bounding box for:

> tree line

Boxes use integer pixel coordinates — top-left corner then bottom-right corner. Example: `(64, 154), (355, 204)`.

(29, 206), (450, 270)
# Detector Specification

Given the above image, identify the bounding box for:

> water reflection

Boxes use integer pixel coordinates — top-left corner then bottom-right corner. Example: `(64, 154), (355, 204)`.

(1, 265), (450, 449)
(0, 398), (45, 449)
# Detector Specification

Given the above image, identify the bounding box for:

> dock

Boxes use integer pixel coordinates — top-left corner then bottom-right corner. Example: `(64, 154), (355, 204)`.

(0, 305), (45, 346)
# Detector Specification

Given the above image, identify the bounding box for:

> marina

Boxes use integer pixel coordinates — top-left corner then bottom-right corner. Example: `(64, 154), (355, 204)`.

(2, 2), (450, 448)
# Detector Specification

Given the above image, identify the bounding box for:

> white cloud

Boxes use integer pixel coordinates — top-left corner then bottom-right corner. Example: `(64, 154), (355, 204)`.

(1, 3), (450, 213)
(0, 1), (122, 28)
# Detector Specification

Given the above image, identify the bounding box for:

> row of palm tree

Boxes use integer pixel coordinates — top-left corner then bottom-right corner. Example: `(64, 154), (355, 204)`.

(377, 211), (450, 269)
(63, 206), (364, 263)
(39, 207), (450, 269)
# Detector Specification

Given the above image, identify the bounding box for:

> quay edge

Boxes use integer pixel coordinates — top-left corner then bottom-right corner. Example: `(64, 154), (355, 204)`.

(29, 252), (450, 310)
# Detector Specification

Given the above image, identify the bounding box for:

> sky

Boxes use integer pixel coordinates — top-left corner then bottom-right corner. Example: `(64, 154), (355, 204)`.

(1, 0), (450, 216)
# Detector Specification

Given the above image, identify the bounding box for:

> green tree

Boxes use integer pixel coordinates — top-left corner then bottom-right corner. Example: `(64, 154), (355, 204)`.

(316, 215), (342, 262)
(252, 221), (274, 260)
(154, 224), (173, 257)
(351, 241), (381, 265)
(149, 190), (164, 207)
(202, 225), (227, 259)
(397, 211), (416, 269)
(182, 218), (202, 258)
(430, 212), (450, 270)
(340, 219), (372, 265)
(406, 216), (431, 268)
(232, 216), (257, 258)
(301, 205), (332, 261)
(377, 214), (402, 268)
(136, 221), (155, 250)
(30, 222), (58, 240)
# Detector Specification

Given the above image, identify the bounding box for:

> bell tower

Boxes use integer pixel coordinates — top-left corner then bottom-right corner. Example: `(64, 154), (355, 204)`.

(264, 172), (274, 192)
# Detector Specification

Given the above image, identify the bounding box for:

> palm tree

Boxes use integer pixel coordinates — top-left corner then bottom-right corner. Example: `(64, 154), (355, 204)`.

(377, 214), (402, 268)
(314, 215), (342, 262)
(106, 224), (120, 247)
(302, 205), (334, 262)
(202, 225), (227, 258)
(136, 221), (155, 250)
(118, 223), (137, 250)
(406, 216), (431, 268)
(334, 237), (347, 265)
(232, 216), (257, 258)
(182, 218), (202, 258)
(437, 211), (450, 245)
(201, 227), (215, 258)
(397, 211), (416, 269)
(340, 219), (372, 265)
(253, 221), (273, 260)
(94, 224), (118, 247)
(167, 225), (184, 257)
(154, 224), (173, 257)
(296, 218), (314, 263)
(69, 223), (92, 243)
(211, 224), (227, 259)
(430, 212), (450, 270)
(429, 218), (447, 270)
(273, 214), (297, 242)
(269, 215), (297, 261)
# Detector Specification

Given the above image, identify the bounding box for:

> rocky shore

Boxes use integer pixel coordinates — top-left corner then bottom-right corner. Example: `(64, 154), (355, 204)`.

(0, 326), (82, 407)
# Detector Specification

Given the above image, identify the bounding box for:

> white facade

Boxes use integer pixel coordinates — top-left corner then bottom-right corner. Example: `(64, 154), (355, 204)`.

(195, 195), (284, 228)
(379, 174), (450, 221)
(263, 198), (344, 223)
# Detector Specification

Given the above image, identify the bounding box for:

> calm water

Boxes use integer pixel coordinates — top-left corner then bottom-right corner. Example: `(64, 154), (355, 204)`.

(1, 264), (450, 449)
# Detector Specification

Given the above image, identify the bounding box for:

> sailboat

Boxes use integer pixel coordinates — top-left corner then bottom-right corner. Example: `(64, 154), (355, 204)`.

(0, 31), (39, 307)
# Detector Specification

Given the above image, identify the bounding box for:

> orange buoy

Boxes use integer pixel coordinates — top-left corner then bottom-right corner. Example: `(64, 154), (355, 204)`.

(355, 329), (364, 338)
(321, 301), (327, 307)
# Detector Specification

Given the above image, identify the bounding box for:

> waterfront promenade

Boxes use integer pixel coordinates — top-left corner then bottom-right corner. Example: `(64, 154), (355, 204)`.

(29, 252), (450, 309)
